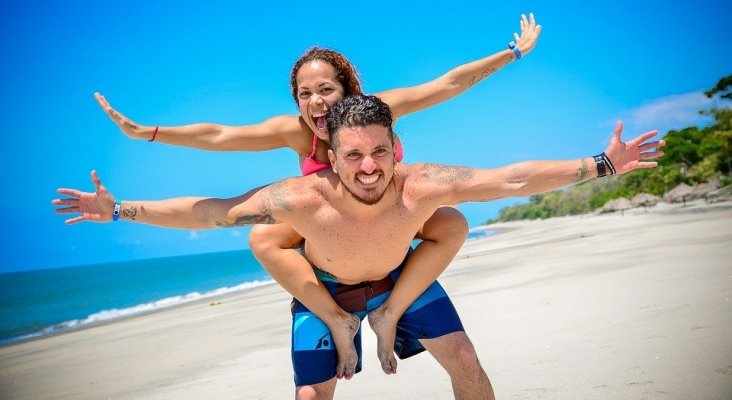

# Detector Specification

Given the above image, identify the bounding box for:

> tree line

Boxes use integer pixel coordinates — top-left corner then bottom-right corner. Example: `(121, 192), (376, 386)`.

(486, 75), (732, 224)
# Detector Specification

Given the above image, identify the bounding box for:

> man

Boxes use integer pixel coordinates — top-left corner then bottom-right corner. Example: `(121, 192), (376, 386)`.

(53, 95), (663, 400)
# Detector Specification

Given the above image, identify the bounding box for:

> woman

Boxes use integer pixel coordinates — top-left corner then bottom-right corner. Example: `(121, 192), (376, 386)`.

(95, 14), (541, 382)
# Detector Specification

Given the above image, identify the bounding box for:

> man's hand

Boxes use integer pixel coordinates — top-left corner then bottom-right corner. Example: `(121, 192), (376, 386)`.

(605, 121), (665, 175)
(514, 13), (542, 56)
(52, 170), (116, 224)
(95, 92), (150, 140)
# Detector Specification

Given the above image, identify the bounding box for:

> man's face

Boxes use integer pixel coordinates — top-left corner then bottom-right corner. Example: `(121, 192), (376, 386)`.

(328, 125), (396, 205)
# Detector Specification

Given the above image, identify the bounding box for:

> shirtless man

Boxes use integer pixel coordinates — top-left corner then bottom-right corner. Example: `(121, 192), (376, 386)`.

(53, 95), (664, 400)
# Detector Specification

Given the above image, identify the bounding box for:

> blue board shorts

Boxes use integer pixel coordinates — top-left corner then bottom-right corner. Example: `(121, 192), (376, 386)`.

(290, 251), (464, 386)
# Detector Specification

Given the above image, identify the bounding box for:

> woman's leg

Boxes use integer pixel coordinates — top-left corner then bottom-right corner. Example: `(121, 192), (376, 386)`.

(249, 224), (361, 380)
(367, 206), (469, 374)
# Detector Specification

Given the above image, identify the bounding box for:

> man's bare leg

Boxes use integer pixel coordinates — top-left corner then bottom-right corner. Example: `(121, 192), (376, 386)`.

(368, 207), (468, 374)
(250, 224), (360, 379)
(295, 377), (337, 400)
(421, 332), (495, 400)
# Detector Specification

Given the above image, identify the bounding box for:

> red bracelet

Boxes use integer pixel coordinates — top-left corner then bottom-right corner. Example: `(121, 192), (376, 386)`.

(148, 126), (159, 142)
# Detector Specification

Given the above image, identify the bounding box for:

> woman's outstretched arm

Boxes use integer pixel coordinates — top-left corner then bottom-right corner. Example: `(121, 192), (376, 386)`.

(95, 92), (310, 153)
(378, 13), (541, 118)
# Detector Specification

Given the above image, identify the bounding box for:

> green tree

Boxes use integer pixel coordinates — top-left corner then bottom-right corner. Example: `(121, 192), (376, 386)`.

(486, 75), (731, 225)
(705, 75), (732, 100)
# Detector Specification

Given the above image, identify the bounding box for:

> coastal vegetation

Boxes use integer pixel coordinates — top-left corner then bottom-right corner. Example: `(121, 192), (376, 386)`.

(486, 75), (732, 224)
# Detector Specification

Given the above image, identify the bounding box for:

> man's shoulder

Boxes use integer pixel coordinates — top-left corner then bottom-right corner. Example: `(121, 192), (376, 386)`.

(398, 163), (475, 205)
(400, 163), (475, 186)
(273, 173), (336, 208)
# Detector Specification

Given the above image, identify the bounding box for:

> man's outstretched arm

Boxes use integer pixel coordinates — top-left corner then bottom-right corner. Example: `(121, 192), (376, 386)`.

(52, 170), (287, 229)
(431, 121), (665, 204)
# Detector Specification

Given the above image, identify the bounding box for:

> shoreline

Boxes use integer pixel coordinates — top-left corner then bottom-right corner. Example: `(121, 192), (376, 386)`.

(1, 199), (730, 399)
(0, 279), (279, 349)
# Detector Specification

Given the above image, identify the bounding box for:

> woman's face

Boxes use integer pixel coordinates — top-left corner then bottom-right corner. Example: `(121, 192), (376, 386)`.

(295, 60), (345, 141)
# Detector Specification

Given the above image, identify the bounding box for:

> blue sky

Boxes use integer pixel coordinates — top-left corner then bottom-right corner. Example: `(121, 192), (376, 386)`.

(2, 1), (730, 272)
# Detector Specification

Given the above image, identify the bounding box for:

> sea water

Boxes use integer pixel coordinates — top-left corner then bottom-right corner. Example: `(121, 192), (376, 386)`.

(0, 249), (272, 345)
(0, 231), (492, 346)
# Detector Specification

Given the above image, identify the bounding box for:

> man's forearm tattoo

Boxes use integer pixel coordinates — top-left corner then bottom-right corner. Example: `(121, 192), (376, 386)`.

(575, 158), (589, 182)
(421, 164), (475, 185)
(122, 206), (137, 220)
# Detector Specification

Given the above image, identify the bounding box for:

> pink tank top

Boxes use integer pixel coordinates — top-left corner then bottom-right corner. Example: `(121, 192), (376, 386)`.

(300, 133), (404, 176)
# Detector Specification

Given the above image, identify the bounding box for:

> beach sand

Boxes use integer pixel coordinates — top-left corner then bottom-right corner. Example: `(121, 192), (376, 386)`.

(2, 200), (731, 399)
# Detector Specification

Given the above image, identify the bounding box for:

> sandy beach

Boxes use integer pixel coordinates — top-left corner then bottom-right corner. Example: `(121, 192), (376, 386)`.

(2, 199), (731, 399)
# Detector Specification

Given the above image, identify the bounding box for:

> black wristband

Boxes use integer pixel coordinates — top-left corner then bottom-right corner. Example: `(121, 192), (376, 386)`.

(601, 152), (616, 175)
(594, 154), (608, 177)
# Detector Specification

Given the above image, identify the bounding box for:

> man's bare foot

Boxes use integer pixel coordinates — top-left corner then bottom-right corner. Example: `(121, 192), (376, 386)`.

(327, 313), (360, 380)
(367, 304), (398, 374)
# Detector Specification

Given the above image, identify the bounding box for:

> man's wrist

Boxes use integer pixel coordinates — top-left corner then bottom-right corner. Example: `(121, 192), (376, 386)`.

(593, 152), (616, 178)
(112, 202), (121, 221)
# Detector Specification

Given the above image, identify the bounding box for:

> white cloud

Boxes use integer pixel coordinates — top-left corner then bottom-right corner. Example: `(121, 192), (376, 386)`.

(612, 92), (715, 135)
(188, 231), (200, 240)
(229, 230), (242, 237)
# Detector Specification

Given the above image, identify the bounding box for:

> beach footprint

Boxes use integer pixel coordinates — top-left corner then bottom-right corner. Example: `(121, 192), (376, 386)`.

(715, 365), (732, 376)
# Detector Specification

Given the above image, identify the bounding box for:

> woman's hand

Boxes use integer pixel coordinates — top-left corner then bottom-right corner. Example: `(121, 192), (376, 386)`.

(514, 13), (542, 57)
(95, 92), (154, 140)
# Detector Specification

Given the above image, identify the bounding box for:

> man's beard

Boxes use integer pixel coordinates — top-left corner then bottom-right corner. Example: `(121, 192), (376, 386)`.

(340, 174), (391, 205)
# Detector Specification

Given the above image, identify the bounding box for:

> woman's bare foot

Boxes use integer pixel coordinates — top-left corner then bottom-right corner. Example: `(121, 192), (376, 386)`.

(367, 304), (398, 374)
(327, 313), (361, 379)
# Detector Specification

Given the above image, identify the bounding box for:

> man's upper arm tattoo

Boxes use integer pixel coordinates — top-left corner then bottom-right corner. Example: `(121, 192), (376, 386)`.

(267, 180), (295, 211)
(421, 163), (475, 185)
(215, 181), (294, 228)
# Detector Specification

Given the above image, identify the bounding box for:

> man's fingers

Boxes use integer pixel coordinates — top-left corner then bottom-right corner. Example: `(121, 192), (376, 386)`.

(529, 12), (536, 28)
(630, 130), (659, 146)
(55, 206), (79, 214)
(521, 13), (529, 30)
(641, 150), (664, 160)
(91, 170), (104, 193)
(65, 215), (86, 225)
(612, 121), (624, 142)
(52, 198), (78, 207)
(637, 161), (659, 169)
(639, 140), (664, 152)
(57, 188), (81, 198)
(514, 32), (520, 42)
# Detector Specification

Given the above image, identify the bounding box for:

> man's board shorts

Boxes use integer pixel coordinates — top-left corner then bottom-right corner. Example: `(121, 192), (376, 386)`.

(290, 251), (464, 386)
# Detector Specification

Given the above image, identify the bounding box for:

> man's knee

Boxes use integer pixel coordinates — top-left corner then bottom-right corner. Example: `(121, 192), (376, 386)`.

(249, 224), (302, 256)
(451, 333), (480, 362)
(295, 379), (336, 400)
(425, 207), (469, 241)
(248, 225), (276, 254)
(434, 332), (484, 376)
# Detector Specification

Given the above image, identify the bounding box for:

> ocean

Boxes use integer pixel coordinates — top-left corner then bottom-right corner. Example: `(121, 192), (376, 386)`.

(0, 249), (273, 346)
(0, 230), (492, 346)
